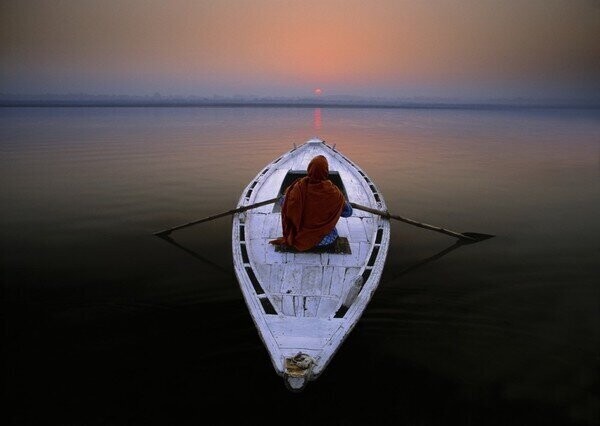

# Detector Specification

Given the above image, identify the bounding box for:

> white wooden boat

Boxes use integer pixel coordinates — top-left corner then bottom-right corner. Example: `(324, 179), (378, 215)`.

(231, 138), (390, 391)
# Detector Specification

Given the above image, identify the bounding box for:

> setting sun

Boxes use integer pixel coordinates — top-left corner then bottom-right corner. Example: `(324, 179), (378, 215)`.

(314, 88), (323, 96)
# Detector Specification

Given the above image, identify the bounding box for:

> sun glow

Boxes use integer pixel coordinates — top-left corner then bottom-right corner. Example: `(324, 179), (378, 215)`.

(314, 88), (323, 96)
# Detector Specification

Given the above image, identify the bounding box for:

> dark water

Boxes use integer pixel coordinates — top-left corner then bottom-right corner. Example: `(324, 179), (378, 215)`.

(2, 107), (599, 425)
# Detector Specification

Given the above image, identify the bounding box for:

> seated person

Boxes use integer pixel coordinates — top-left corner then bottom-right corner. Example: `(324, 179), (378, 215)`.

(270, 155), (352, 251)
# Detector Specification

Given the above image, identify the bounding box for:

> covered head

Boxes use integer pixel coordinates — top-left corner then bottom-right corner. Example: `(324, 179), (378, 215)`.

(307, 155), (329, 182)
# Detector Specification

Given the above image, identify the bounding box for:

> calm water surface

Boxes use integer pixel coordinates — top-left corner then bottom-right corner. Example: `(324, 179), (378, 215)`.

(2, 107), (599, 425)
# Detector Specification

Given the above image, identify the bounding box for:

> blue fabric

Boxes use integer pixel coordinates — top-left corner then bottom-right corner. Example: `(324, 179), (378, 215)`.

(316, 228), (339, 246)
(341, 201), (353, 218)
(278, 194), (352, 247)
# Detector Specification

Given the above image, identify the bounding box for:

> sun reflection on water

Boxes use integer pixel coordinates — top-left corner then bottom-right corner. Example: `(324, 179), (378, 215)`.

(313, 108), (322, 131)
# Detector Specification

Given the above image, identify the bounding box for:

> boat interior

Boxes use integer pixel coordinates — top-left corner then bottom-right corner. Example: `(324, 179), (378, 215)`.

(234, 141), (389, 326)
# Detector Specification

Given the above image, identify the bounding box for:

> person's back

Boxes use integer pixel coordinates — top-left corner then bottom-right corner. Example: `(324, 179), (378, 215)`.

(270, 155), (352, 251)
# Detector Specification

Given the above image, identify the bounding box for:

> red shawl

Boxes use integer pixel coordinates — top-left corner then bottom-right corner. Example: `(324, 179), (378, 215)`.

(270, 155), (346, 251)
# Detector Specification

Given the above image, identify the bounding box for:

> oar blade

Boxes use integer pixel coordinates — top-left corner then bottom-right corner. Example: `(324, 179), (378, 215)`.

(460, 232), (495, 243)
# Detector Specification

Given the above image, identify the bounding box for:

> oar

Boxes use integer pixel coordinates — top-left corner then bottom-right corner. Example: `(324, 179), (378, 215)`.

(153, 197), (279, 237)
(350, 202), (494, 243)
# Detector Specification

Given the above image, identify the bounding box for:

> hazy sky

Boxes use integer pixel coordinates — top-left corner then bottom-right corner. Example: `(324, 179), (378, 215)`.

(1, 0), (599, 100)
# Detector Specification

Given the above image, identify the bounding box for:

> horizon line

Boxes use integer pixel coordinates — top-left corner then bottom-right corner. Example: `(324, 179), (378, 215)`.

(1, 98), (599, 110)
(1, 92), (599, 102)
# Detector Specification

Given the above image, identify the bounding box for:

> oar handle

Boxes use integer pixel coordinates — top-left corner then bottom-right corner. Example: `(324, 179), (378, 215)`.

(154, 197), (279, 236)
(350, 202), (477, 242)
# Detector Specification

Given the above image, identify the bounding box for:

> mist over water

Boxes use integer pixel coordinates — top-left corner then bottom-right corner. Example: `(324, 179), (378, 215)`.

(2, 106), (599, 425)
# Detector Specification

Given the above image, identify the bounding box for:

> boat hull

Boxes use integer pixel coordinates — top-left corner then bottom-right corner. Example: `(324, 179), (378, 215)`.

(231, 138), (390, 390)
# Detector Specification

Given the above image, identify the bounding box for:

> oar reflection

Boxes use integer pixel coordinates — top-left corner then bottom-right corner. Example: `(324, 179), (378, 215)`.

(157, 234), (233, 276)
(381, 240), (465, 285)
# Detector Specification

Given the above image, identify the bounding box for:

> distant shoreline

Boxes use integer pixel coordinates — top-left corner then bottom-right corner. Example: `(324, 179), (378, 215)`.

(1, 101), (599, 110)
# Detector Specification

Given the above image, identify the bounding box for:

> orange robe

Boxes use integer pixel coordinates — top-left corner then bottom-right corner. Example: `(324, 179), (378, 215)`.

(270, 155), (346, 251)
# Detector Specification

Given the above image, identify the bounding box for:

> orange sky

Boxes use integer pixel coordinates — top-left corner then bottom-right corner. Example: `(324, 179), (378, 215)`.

(1, 0), (599, 99)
